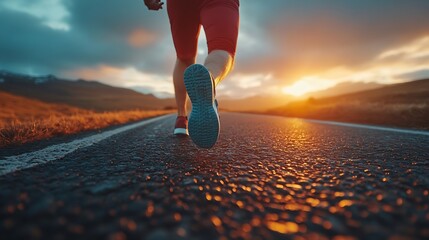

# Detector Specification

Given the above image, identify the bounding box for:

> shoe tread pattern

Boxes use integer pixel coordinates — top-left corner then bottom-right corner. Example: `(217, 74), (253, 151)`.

(184, 64), (220, 148)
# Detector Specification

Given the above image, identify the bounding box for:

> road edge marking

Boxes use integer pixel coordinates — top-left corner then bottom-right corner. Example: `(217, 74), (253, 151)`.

(306, 119), (429, 136)
(0, 114), (172, 176)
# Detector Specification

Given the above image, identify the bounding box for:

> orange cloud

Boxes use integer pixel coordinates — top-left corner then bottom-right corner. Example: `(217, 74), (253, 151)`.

(127, 29), (157, 48)
(71, 65), (123, 81)
(280, 35), (429, 96)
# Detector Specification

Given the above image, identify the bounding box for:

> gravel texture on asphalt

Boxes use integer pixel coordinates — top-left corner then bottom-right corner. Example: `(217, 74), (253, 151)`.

(1, 113), (428, 240)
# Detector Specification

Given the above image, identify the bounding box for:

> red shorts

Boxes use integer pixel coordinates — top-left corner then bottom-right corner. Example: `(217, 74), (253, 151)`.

(167, 0), (240, 60)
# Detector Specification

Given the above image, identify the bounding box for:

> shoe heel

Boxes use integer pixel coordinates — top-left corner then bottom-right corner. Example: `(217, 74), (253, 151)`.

(184, 64), (220, 148)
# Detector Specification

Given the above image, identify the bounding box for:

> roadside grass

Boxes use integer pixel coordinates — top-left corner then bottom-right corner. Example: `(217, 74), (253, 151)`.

(0, 110), (172, 148)
(267, 100), (429, 130)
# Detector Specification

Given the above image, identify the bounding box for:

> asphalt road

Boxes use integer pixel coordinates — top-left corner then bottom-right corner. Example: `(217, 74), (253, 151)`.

(1, 113), (428, 240)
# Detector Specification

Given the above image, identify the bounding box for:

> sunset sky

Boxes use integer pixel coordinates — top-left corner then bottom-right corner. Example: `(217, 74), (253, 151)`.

(1, 0), (429, 99)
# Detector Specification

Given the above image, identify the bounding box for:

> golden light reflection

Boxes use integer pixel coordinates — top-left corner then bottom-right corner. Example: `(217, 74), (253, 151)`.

(334, 192), (345, 197)
(338, 200), (353, 208)
(119, 217), (137, 231)
(174, 213), (182, 222)
(396, 198), (404, 206)
(145, 201), (154, 217)
(266, 221), (299, 234)
(329, 206), (339, 214)
(242, 224), (252, 233)
(284, 203), (311, 212)
(205, 193), (213, 201)
(176, 228), (186, 237)
(265, 213), (279, 221)
(211, 216), (222, 227)
(214, 195), (222, 201)
(251, 217), (262, 227)
(286, 183), (302, 190)
(306, 198), (320, 207)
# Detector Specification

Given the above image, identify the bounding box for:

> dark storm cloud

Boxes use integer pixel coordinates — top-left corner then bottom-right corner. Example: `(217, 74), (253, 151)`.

(0, 0), (174, 76)
(64, 0), (175, 74)
(68, 0), (175, 73)
(0, 9), (81, 74)
(66, 0), (168, 37)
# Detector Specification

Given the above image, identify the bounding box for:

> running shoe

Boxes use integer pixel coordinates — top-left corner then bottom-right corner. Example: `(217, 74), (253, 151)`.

(173, 116), (189, 136)
(184, 64), (220, 148)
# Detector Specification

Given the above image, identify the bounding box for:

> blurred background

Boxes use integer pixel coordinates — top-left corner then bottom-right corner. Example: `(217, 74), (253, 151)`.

(1, 0), (429, 147)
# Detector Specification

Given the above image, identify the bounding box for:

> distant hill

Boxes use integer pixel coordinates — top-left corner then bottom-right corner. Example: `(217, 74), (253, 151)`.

(302, 81), (384, 99)
(266, 79), (429, 130)
(317, 78), (429, 104)
(0, 70), (176, 111)
(0, 91), (90, 123)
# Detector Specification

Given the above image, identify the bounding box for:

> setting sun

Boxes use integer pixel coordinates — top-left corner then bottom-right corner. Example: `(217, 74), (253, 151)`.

(282, 81), (312, 96)
(282, 76), (333, 97)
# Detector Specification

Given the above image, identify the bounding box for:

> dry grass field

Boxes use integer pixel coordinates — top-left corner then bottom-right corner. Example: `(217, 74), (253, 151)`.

(0, 92), (171, 148)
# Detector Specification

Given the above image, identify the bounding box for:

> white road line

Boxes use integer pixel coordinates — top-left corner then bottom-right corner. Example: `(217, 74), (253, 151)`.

(306, 119), (429, 136)
(0, 114), (172, 176)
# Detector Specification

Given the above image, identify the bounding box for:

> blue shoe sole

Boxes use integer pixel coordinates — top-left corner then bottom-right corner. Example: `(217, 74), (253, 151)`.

(184, 64), (219, 149)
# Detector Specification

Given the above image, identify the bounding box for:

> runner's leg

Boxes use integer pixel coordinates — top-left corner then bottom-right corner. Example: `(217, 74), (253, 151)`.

(173, 58), (195, 116)
(200, 0), (240, 86)
(204, 50), (233, 87)
(167, 0), (201, 116)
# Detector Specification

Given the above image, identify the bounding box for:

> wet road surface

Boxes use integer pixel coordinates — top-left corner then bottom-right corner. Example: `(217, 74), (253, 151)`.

(1, 113), (428, 239)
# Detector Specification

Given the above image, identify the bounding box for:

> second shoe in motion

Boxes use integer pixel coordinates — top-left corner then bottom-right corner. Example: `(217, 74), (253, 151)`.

(174, 116), (189, 136)
(184, 64), (220, 149)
